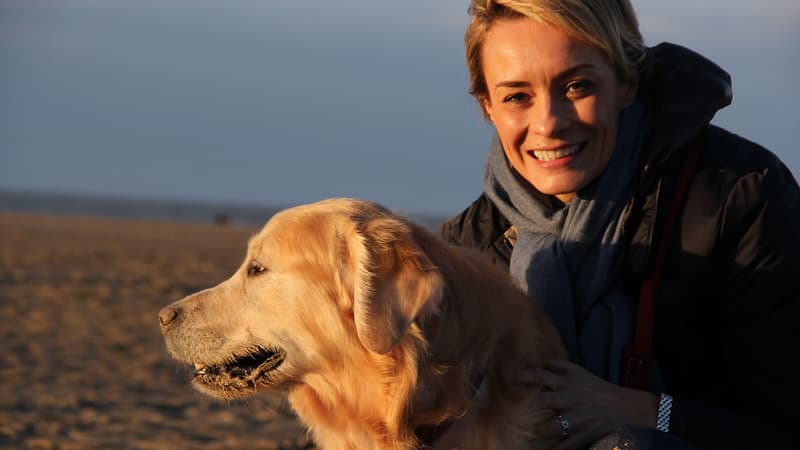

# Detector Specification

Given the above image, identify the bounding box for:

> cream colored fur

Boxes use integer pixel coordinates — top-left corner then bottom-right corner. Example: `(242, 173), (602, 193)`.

(160, 198), (566, 449)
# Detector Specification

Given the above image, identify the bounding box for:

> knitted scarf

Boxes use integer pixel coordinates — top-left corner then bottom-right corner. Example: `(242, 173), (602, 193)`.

(483, 100), (645, 382)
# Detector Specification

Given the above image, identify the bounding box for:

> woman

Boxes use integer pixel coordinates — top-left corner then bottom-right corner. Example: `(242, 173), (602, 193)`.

(438, 0), (800, 448)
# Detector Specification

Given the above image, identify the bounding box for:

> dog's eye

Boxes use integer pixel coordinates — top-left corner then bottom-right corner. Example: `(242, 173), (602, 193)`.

(247, 261), (268, 276)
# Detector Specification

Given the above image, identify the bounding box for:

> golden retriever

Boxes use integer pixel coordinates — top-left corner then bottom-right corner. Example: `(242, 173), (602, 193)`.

(159, 198), (565, 450)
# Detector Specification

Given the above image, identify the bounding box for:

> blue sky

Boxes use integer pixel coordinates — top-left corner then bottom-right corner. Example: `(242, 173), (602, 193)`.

(1, 0), (798, 216)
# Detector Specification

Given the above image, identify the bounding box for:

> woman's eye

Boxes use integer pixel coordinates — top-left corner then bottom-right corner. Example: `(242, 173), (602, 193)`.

(565, 80), (594, 96)
(502, 92), (531, 104)
(247, 261), (268, 276)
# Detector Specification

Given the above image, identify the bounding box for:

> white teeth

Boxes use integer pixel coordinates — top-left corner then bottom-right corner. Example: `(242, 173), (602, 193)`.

(533, 144), (582, 162)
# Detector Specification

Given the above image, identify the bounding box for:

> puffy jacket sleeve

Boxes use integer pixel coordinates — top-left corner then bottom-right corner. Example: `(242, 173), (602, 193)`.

(669, 132), (800, 448)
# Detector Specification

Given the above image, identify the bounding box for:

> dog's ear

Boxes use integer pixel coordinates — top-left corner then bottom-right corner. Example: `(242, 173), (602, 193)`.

(350, 215), (444, 354)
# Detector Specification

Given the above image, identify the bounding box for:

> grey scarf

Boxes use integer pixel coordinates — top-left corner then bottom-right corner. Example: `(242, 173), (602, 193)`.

(484, 100), (645, 382)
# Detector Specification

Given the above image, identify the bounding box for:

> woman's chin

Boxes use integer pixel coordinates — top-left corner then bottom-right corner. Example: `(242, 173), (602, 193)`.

(520, 172), (588, 202)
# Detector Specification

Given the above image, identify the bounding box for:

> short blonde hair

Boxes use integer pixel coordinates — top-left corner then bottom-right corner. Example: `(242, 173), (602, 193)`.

(465, 0), (645, 107)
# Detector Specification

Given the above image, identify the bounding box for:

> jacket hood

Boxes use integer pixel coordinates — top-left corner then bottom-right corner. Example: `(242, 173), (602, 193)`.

(637, 43), (733, 168)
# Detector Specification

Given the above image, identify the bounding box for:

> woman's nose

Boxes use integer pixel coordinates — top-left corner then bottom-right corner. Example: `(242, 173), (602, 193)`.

(529, 95), (570, 136)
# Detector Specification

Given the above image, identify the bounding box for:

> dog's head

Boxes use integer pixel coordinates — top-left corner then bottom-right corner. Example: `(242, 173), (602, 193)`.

(159, 199), (445, 399)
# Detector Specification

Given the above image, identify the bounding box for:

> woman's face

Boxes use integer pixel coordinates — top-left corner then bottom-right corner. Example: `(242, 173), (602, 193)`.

(481, 18), (636, 203)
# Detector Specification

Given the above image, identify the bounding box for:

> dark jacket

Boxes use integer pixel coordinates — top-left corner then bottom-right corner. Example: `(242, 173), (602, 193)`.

(438, 43), (800, 449)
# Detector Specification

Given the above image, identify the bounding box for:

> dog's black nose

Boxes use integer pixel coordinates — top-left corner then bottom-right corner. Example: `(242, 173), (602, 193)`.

(159, 306), (178, 327)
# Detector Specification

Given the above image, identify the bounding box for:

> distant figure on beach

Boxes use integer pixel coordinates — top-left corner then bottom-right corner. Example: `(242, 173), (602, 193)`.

(213, 213), (230, 226)
(438, 0), (800, 448)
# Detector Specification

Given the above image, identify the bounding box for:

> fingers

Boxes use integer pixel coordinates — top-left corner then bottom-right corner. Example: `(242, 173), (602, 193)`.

(543, 358), (581, 374)
(522, 359), (649, 449)
(554, 413), (570, 438)
(532, 412), (567, 439)
(518, 359), (583, 388)
(533, 413), (577, 448)
(546, 412), (598, 450)
(553, 432), (592, 450)
(540, 390), (569, 410)
(552, 423), (608, 450)
(518, 359), (578, 385)
(539, 412), (595, 450)
(517, 366), (563, 390)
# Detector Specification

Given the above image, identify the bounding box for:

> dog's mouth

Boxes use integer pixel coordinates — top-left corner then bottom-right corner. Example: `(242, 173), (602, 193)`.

(191, 346), (286, 398)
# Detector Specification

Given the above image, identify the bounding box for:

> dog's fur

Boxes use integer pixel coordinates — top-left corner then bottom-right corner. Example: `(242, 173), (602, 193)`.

(160, 199), (566, 450)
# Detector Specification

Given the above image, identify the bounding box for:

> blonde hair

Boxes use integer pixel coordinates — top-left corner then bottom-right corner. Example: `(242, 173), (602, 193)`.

(465, 0), (645, 107)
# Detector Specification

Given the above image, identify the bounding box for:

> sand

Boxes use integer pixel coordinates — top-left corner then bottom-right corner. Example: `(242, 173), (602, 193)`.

(0, 212), (313, 449)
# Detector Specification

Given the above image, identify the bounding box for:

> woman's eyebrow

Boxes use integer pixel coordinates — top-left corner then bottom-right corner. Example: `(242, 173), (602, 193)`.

(556, 63), (598, 80)
(495, 80), (531, 88)
(493, 63), (598, 89)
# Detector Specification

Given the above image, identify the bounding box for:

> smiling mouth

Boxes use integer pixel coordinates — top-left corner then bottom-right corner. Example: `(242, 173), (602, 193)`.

(530, 143), (584, 162)
(191, 346), (286, 398)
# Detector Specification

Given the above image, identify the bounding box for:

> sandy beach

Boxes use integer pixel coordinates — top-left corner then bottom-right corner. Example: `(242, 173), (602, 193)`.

(0, 212), (313, 449)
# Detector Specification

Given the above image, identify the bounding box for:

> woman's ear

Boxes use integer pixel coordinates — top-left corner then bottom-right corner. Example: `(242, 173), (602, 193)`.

(482, 96), (496, 123)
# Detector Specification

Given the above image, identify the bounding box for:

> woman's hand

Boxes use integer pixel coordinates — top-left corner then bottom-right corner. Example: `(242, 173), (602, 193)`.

(522, 359), (659, 450)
